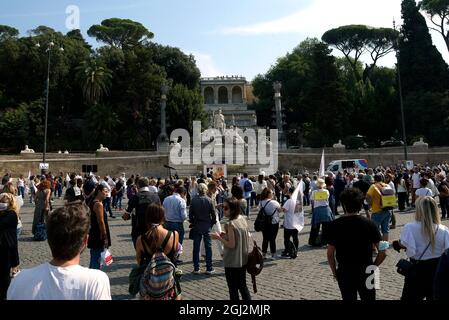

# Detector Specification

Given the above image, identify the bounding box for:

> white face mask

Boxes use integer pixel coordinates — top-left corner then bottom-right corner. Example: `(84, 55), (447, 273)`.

(0, 203), (8, 211)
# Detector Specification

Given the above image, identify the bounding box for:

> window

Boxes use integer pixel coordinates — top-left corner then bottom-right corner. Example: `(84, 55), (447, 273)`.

(204, 87), (214, 104)
(232, 86), (243, 103)
(218, 86), (228, 104)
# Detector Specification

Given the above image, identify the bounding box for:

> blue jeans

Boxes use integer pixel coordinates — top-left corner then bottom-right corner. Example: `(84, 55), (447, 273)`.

(192, 230), (213, 271)
(18, 186), (25, 198)
(245, 198), (250, 216)
(89, 248), (103, 269)
(165, 221), (185, 244)
(103, 197), (113, 217)
(371, 210), (392, 235)
(116, 194), (123, 210)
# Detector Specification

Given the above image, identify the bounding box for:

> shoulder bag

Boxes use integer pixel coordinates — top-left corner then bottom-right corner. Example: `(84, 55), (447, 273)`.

(396, 228), (439, 277)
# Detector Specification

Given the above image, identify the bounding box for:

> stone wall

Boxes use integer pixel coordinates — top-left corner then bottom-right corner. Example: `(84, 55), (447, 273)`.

(1, 146), (448, 177)
(0, 152), (169, 177)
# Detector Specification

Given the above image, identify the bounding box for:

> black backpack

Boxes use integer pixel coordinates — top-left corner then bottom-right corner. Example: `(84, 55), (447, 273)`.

(254, 200), (275, 232)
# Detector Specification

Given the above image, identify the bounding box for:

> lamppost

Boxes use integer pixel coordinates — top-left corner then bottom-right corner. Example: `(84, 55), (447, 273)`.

(393, 19), (408, 161)
(35, 41), (64, 173)
(393, 19), (408, 162)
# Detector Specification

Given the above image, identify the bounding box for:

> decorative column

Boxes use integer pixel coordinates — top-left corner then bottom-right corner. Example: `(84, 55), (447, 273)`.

(273, 81), (287, 149)
(157, 84), (170, 152)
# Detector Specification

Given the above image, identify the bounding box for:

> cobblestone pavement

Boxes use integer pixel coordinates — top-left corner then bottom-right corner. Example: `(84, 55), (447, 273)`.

(16, 196), (449, 300)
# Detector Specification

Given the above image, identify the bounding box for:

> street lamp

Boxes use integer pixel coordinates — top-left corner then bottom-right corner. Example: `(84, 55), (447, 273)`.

(35, 41), (64, 174)
(393, 20), (408, 162)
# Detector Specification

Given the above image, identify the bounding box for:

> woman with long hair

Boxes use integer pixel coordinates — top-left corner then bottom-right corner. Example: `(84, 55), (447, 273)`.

(135, 203), (181, 300)
(32, 179), (51, 237)
(394, 196), (449, 300)
(0, 193), (19, 300)
(258, 188), (282, 259)
(87, 184), (111, 269)
(255, 174), (267, 205)
(211, 197), (251, 301)
(231, 185), (247, 217)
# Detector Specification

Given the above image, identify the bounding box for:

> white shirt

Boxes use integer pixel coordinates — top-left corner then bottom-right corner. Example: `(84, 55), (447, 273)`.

(7, 263), (111, 300)
(412, 173), (421, 189)
(17, 178), (25, 188)
(282, 198), (303, 231)
(100, 180), (111, 198)
(397, 179), (407, 193)
(255, 181), (267, 195)
(148, 186), (158, 193)
(400, 222), (449, 260)
(415, 187), (433, 197)
(259, 199), (280, 224)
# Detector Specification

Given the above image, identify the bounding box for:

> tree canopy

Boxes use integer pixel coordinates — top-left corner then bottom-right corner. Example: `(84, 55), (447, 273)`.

(87, 18), (154, 49)
(420, 0), (449, 53)
(0, 18), (205, 152)
(322, 25), (397, 81)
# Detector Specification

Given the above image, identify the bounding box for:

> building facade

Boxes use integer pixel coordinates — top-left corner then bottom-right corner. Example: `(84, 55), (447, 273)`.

(200, 76), (257, 128)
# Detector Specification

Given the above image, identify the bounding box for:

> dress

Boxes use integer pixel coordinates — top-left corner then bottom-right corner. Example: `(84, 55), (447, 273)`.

(32, 190), (47, 235)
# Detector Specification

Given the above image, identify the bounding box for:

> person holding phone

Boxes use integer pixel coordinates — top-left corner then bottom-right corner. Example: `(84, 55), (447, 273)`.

(210, 197), (251, 301)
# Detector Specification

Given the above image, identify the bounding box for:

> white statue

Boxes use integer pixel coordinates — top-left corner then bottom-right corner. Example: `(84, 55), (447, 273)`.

(333, 140), (345, 149)
(413, 137), (428, 147)
(58, 150), (62, 154)
(214, 109), (225, 132)
(97, 144), (109, 152)
(20, 145), (35, 153)
(251, 113), (257, 127)
(64, 150), (69, 154)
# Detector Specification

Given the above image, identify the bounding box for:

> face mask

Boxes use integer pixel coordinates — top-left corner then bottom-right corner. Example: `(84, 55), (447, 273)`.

(0, 203), (8, 211)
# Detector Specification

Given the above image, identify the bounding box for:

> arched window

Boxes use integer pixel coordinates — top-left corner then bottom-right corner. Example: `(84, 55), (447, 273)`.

(218, 86), (228, 104)
(232, 86), (243, 103)
(204, 87), (214, 104)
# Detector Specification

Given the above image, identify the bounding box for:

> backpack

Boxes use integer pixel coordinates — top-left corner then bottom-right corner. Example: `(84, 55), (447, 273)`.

(135, 192), (160, 236)
(374, 183), (396, 210)
(286, 240), (297, 259)
(139, 232), (181, 300)
(244, 179), (253, 193)
(254, 200), (274, 232)
(246, 239), (264, 293)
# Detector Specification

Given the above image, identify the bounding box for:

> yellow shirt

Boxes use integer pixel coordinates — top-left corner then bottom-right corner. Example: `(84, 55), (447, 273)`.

(366, 183), (386, 214)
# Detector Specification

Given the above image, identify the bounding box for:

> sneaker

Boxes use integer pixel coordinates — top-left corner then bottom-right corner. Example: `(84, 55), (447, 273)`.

(205, 269), (215, 275)
(192, 269), (200, 274)
(281, 252), (289, 257)
(270, 254), (277, 260)
(109, 215), (116, 219)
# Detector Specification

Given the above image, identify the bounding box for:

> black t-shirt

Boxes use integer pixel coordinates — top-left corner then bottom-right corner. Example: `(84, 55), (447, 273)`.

(64, 186), (84, 202)
(83, 180), (96, 196)
(352, 180), (371, 195)
(327, 215), (381, 270)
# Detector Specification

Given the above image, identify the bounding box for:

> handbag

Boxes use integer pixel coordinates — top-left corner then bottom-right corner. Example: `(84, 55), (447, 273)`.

(396, 229), (438, 276)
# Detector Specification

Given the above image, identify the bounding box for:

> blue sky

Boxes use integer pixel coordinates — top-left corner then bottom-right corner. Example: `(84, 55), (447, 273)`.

(1, 0), (448, 80)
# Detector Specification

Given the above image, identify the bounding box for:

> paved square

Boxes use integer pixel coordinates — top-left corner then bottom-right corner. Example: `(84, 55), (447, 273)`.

(15, 197), (449, 300)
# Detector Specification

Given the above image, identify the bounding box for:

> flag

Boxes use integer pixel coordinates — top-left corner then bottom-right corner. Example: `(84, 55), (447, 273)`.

(285, 181), (305, 232)
(319, 149), (325, 178)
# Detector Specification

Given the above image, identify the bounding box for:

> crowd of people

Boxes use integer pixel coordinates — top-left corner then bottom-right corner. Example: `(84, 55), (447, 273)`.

(1, 163), (449, 301)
